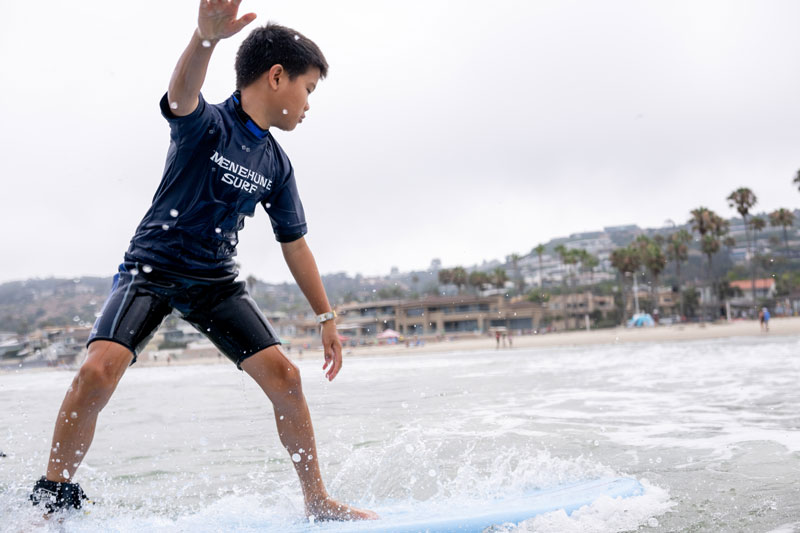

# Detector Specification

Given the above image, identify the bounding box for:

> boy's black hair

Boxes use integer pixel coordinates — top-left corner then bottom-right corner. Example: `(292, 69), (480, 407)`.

(235, 23), (328, 89)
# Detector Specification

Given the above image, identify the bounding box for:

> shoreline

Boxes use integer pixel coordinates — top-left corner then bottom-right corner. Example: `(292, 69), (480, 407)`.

(329, 316), (796, 359)
(2, 317), (794, 373)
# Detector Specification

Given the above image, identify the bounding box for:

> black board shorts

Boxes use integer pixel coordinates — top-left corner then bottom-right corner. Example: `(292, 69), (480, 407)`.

(88, 260), (280, 368)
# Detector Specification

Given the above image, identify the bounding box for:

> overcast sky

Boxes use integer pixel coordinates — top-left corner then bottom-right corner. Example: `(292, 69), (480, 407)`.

(1, 0), (798, 284)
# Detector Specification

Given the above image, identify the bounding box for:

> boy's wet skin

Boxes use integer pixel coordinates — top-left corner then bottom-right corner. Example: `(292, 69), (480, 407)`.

(32, 0), (377, 522)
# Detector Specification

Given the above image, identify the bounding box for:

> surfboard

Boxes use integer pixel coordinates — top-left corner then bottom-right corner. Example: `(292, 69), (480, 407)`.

(265, 477), (643, 533)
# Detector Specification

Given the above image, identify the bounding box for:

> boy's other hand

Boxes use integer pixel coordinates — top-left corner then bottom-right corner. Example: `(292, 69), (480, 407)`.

(320, 322), (342, 381)
(198, 0), (257, 43)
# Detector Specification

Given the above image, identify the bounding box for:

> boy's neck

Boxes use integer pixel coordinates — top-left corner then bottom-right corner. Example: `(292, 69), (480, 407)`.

(239, 85), (272, 130)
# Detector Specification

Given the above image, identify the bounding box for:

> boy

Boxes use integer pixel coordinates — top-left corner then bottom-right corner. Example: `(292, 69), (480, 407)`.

(30, 0), (377, 522)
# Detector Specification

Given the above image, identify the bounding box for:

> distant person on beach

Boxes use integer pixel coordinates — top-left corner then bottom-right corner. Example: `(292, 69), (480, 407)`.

(29, 1), (376, 521)
(760, 307), (770, 332)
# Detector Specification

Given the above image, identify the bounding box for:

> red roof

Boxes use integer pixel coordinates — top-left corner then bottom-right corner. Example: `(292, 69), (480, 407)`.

(729, 279), (775, 290)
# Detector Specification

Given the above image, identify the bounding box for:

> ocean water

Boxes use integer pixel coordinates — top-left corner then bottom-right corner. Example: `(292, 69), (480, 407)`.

(1, 335), (799, 532)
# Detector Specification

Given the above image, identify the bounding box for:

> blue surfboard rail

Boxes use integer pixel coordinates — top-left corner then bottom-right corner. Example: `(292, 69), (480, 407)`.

(265, 477), (644, 533)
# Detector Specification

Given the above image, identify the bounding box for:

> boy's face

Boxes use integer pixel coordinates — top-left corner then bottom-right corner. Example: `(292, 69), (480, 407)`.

(272, 67), (321, 131)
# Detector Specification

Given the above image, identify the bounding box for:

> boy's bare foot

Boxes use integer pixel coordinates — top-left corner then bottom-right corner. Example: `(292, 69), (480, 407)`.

(306, 497), (379, 521)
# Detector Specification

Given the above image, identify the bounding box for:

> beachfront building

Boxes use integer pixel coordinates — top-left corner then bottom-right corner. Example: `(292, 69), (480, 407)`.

(727, 279), (777, 306)
(336, 296), (545, 337)
(336, 293), (618, 338)
(548, 292), (616, 320)
(623, 287), (681, 317)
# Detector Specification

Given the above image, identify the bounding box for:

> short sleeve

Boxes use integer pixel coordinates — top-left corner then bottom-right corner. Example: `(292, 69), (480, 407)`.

(159, 92), (215, 141)
(262, 160), (307, 243)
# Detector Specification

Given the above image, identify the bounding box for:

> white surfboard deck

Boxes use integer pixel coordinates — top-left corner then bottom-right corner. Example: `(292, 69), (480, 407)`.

(262, 477), (643, 533)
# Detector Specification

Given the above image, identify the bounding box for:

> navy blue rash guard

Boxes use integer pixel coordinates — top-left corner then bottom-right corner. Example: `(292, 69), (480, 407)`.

(125, 92), (307, 275)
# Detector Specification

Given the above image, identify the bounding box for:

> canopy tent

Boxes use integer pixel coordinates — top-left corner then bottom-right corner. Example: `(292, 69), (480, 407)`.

(377, 329), (401, 339)
(627, 313), (655, 328)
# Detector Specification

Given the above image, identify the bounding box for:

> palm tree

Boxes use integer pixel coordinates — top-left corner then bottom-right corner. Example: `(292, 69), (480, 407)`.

(509, 253), (524, 294)
(553, 244), (570, 325)
(451, 266), (468, 294)
(610, 246), (641, 321)
(468, 270), (488, 294)
(666, 229), (691, 318)
(579, 250), (599, 284)
(690, 208), (728, 315)
(690, 207), (715, 237)
(564, 249), (582, 327)
(636, 236), (666, 314)
(534, 244), (546, 288)
(437, 268), (453, 291)
(727, 187), (757, 307)
(491, 267), (508, 290)
(794, 169), (800, 192)
(769, 208), (795, 255)
(750, 216), (766, 244)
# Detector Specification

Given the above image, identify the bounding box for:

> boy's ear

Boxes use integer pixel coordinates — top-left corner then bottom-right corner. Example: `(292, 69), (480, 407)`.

(267, 64), (285, 90)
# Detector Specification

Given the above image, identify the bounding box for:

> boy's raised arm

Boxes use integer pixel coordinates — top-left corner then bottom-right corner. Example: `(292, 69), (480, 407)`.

(168, 0), (256, 117)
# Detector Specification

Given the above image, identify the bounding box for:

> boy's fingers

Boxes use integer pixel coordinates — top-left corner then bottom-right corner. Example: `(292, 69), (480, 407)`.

(234, 13), (257, 32)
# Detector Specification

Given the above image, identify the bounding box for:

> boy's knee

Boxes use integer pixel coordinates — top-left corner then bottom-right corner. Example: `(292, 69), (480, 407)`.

(73, 359), (118, 400)
(277, 361), (303, 398)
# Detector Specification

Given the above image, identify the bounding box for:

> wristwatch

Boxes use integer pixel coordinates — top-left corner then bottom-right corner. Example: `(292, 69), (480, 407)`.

(315, 310), (337, 324)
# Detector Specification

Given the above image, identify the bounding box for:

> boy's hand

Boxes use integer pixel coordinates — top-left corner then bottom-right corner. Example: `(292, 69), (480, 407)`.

(197, 0), (257, 43)
(320, 321), (343, 381)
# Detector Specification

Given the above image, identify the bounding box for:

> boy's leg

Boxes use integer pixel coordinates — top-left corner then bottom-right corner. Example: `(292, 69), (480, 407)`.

(241, 346), (377, 521)
(46, 340), (134, 482)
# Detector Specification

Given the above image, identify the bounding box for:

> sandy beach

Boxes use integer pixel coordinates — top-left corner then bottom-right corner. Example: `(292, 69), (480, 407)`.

(95, 316), (797, 369)
(332, 316), (798, 359)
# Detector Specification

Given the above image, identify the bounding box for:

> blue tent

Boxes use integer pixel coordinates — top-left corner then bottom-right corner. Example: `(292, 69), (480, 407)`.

(627, 313), (655, 328)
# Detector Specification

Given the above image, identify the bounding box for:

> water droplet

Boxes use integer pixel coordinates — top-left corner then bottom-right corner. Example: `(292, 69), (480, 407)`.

(170, 209), (179, 217)
(215, 227), (222, 234)
(647, 517), (659, 527)
(593, 440), (599, 447)
(130, 268), (140, 276)
(405, 444), (413, 453)
(70, 412), (78, 419)
(208, 128), (215, 134)
(62, 469), (70, 479)
(655, 456), (662, 464)
(264, 202), (271, 209)
(299, 448), (305, 453)
(428, 469), (436, 477)
(162, 224), (170, 231)
(279, 415), (285, 420)
(294, 35), (300, 40)
(282, 109), (288, 115)
(142, 265), (153, 273)
(72, 316), (80, 322)
(94, 312), (102, 318)
(292, 453), (301, 463)
(206, 328), (211, 332)
(401, 402), (409, 408)
(201, 39), (212, 48)
(230, 239), (237, 246)
(73, 278), (81, 284)
(307, 454), (313, 461)
(75, 450), (83, 456)
(170, 102), (178, 110)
